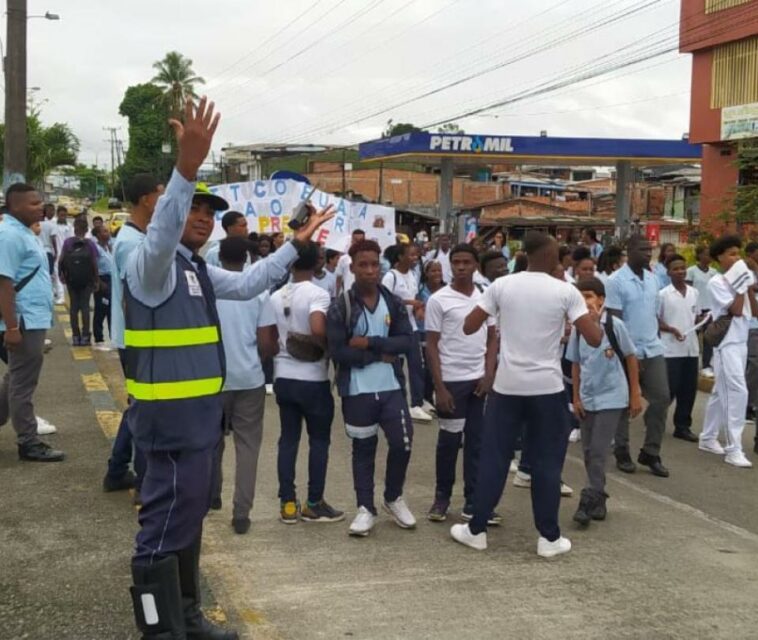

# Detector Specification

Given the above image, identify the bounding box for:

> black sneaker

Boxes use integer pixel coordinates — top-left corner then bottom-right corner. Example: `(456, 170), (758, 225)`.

(232, 517), (251, 535)
(102, 470), (136, 492)
(210, 497), (222, 511)
(18, 441), (65, 462)
(427, 498), (450, 522)
(615, 449), (636, 474)
(637, 451), (669, 478)
(301, 500), (345, 523)
(746, 407), (756, 424)
(673, 429), (698, 443)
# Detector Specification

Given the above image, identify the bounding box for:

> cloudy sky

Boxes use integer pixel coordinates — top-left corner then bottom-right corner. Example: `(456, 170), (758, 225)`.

(19, 0), (693, 168)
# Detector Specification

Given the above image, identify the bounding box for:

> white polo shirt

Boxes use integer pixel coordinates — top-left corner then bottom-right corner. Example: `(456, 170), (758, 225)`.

(425, 285), (495, 381)
(657, 284), (699, 358)
(382, 268), (419, 331)
(478, 271), (588, 396)
(335, 254), (354, 292)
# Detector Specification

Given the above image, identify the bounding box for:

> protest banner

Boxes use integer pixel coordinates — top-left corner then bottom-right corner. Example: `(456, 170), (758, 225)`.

(207, 180), (396, 250)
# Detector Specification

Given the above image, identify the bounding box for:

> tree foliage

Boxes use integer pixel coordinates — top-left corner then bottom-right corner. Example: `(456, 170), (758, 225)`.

(0, 109), (79, 186)
(734, 140), (758, 225)
(151, 51), (205, 118)
(437, 122), (465, 134)
(383, 119), (423, 138)
(119, 83), (170, 182)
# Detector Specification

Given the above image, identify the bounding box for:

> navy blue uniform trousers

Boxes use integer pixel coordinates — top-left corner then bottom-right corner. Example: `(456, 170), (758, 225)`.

(470, 391), (569, 541)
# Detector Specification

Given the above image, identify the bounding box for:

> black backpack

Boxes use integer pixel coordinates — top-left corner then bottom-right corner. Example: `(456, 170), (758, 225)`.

(61, 239), (93, 290)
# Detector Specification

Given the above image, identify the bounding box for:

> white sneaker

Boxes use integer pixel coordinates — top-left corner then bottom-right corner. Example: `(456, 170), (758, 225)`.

(699, 439), (725, 455)
(44, 338), (52, 347)
(383, 496), (416, 529)
(450, 523), (487, 551)
(701, 367), (715, 379)
(348, 506), (377, 537)
(55, 297), (65, 305)
(409, 406), (433, 422)
(560, 482), (574, 497)
(509, 459), (519, 473)
(568, 428), (581, 443)
(513, 470), (531, 488)
(537, 536), (572, 558)
(725, 451), (753, 468)
(92, 342), (114, 352)
(265, 384), (274, 396)
(421, 400), (436, 415)
(36, 417), (57, 435)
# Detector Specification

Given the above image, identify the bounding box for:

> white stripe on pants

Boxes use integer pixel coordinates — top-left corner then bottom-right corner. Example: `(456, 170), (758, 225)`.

(701, 343), (748, 454)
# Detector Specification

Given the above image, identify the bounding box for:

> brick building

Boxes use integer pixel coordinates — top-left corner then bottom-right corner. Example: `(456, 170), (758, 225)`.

(680, 0), (758, 230)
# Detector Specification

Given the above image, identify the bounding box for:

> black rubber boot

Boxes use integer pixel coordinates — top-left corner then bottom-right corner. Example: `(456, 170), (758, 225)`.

(177, 536), (239, 640)
(130, 555), (187, 639)
(614, 448), (636, 474)
(572, 488), (595, 527)
(589, 491), (609, 521)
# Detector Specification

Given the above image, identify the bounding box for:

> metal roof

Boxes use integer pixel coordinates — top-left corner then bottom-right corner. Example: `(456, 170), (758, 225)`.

(359, 133), (702, 167)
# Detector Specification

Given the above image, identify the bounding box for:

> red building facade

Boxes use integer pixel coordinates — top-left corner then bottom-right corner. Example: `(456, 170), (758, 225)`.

(680, 0), (758, 230)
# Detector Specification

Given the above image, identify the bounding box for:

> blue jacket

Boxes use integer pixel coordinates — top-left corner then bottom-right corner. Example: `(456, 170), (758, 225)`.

(327, 284), (412, 397)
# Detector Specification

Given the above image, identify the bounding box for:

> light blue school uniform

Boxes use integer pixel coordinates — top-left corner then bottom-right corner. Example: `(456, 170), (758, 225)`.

(348, 295), (401, 396)
(110, 223), (145, 349)
(605, 264), (664, 359)
(95, 243), (113, 276)
(653, 262), (670, 290)
(566, 314), (636, 412)
(0, 214), (52, 331)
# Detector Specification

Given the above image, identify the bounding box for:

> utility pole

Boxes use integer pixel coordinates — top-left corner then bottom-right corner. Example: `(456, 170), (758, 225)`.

(103, 127), (119, 197)
(3, 0), (27, 190)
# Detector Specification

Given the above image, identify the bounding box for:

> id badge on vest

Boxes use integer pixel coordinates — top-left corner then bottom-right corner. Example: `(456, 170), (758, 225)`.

(185, 270), (203, 297)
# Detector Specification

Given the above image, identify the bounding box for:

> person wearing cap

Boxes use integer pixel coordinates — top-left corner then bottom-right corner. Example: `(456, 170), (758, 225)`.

(124, 97), (334, 640)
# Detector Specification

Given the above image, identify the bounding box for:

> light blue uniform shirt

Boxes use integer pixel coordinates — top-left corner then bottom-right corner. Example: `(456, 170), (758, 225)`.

(204, 242), (221, 267)
(217, 291), (274, 391)
(653, 262), (670, 290)
(566, 314), (635, 412)
(110, 223), (146, 349)
(605, 264), (664, 359)
(95, 243), (113, 276)
(125, 169), (298, 316)
(589, 242), (603, 260)
(0, 214), (53, 330)
(348, 295), (401, 396)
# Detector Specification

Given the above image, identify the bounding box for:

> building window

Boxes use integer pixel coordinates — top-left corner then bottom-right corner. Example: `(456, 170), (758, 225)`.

(705, 0), (752, 13)
(711, 35), (758, 108)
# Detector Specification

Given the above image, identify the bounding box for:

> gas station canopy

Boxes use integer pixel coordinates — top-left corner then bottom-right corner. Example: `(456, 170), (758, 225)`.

(358, 132), (702, 167)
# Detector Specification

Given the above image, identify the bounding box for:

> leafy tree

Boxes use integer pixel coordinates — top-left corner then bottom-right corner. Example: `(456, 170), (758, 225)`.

(61, 164), (109, 198)
(734, 140), (758, 225)
(437, 122), (465, 134)
(151, 51), (205, 118)
(382, 119), (423, 138)
(119, 83), (171, 182)
(0, 109), (79, 186)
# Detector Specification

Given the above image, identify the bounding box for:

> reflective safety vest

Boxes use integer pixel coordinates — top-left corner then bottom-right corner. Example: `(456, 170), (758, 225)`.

(124, 252), (226, 451)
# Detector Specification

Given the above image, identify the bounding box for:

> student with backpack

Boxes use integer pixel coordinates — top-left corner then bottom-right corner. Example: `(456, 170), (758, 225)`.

(59, 217), (99, 346)
(567, 277), (642, 526)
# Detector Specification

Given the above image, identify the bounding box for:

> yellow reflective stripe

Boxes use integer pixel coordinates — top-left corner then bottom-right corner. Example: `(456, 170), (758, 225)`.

(126, 377), (223, 401)
(124, 326), (219, 348)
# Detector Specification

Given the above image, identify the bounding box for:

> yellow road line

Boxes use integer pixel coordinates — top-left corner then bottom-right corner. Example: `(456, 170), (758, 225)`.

(71, 348), (92, 361)
(63, 328), (72, 339)
(95, 410), (122, 438)
(54, 304), (67, 311)
(57, 314), (70, 322)
(82, 372), (108, 391)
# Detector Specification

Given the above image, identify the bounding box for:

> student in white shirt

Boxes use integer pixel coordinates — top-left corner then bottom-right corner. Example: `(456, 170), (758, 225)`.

(311, 245), (337, 298)
(425, 244), (497, 523)
(686, 245), (719, 376)
(205, 211), (249, 267)
(211, 237), (278, 535)
(424, 233), (453, 283)
(700, 236), (758, 468)
(451, 232), (602, 558)
(335, 229), (366, 295)
(382, 243), (434, 422)
(657, 254), (700, 443)
(270, 242), (344, 523)
(39, 203), (58, 277)
(53, 205), (72, 303)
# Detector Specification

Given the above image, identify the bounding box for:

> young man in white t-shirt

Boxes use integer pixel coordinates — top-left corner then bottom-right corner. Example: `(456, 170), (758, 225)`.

(686, 245), (718, 376)
(270, 242), (344, 523)
(450, 232), (602, 558)
(657, 254), (700, 443)
(211, 237), (277, 535)
(700, 236), (758, 468)
(425, 244), (497, 523)
(382, 243), (434, 422)
(335, 229), (365, 296)
(311, 245), (337, 298)
(424, 233), (453, 284)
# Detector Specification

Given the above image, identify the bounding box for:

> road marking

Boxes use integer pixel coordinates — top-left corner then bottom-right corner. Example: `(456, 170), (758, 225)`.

(565, 453), (758, 545)
(96, 410), (122, 438)
(63, 328), (72, 339)
(71, 348), (92, 361)
(82, 372), (109, 391)
(57, 314), (70, 322)
(54, 304), (67, 312)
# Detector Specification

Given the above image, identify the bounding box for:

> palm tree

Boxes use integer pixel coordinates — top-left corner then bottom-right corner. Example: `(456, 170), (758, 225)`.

(151, 51), (205, 118)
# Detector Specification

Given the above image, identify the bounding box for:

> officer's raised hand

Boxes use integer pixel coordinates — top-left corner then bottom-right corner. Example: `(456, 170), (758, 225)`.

(169, 96), (221, 181)
(292, 203), (336, 244)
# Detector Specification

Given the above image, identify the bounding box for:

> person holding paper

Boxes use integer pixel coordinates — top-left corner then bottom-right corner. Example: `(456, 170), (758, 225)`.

(657, 254), (700, 443)
(699, 236), (758, 468)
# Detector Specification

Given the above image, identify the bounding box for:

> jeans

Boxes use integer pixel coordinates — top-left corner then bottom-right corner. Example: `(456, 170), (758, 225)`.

(93, 275), (111, 343)
(67, 285), (93, 338)
(666, 356), (699, 431)
(275, 379), (334, 504)
(470, 391), (569, 541)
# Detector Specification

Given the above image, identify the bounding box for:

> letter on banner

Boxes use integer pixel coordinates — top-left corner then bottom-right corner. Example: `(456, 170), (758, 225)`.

(430, 136), (443, 150)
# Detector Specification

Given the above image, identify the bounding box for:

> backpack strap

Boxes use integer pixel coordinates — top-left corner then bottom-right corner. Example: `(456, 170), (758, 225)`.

(604, 313), (629, 380)
(14, 265), (41, 293)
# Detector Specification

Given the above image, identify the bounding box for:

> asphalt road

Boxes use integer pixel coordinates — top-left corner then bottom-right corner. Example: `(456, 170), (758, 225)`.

(1, 314), (758, 640)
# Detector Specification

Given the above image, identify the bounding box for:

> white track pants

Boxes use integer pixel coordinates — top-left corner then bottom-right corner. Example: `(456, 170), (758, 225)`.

(701, 343), (748, 454)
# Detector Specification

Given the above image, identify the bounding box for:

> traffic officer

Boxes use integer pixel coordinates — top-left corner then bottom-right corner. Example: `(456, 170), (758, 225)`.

(125, 97), (334, 640)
